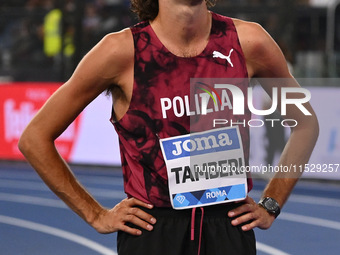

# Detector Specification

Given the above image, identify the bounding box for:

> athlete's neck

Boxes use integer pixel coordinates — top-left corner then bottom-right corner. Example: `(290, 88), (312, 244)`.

(150, 0), (211, 57)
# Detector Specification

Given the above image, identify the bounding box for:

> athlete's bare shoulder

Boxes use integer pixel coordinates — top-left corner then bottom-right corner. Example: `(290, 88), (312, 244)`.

(77, 28), (134, 85)
(232, 19), (267, 53)
(232, 18), (291, 78)
(101, 28), (134, 63)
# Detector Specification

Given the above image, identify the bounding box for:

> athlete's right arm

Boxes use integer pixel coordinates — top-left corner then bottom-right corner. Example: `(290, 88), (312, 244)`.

(18, 29), (156, 236)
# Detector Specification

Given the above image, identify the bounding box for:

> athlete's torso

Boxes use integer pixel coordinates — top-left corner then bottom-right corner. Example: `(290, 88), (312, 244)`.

(112, 12), (251, 207)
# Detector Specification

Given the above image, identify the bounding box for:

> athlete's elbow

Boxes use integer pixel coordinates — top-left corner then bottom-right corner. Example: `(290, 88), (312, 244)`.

(311, 114), (319, 143)
(18, 128), (34, 157)
(18, 127), (44, 158)
(294, 114), (319, 144)
(306, 112), (319, 139)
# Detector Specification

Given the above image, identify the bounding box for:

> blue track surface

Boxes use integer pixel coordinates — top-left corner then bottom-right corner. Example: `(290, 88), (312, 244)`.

(1, 161), (340, 255)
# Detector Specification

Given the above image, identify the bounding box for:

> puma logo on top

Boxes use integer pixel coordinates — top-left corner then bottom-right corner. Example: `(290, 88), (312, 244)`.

(213, 49), (234, 67)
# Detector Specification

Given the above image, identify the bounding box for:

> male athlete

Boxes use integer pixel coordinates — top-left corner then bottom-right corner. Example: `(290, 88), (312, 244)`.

(19, 0), (319, 254)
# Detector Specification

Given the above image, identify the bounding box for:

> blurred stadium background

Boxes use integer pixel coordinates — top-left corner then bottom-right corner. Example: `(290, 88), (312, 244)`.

(1, 0), (339, 178)
(1, 0), (340, 254)
(0, 0), (340, 81)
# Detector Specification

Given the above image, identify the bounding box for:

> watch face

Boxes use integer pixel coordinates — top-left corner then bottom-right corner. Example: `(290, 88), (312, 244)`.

(264, 199), (278, 211)
(260, 197), (280, 218)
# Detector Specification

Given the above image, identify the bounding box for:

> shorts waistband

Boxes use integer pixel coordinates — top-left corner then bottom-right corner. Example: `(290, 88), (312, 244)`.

(139, 202), (241, 218)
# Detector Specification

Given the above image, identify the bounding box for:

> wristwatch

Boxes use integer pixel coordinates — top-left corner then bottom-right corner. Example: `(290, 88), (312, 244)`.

(258, 197), (281, 218)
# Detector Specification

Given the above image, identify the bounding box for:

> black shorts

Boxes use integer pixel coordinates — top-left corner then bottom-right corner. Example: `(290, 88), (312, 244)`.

(117, 203), (256, 255)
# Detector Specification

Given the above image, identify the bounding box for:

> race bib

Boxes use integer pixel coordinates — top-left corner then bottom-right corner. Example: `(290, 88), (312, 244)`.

(160, 126), (247, 209)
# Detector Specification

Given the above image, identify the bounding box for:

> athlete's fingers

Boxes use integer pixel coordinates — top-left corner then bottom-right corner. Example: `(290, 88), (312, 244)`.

(230, 211), (256, 226)
(119, 223), (142, 236)
(228, 196), (256, 217)
(240, 211), (274, 231)
(93, 197), (156, 235)
(126, 197), (154, 209)
(125, 206), (156, 225)
(240, 219), (261, 232)
(228, 205), (247, 218)
(123, 198), (156, 224)
(228, 203), (255, 217)
(123, 213), (154, 231)
(230, 204), (275, 230)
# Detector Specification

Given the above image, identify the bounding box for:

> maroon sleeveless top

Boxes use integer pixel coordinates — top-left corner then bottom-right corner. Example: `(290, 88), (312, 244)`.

(112, 13), (251, 207)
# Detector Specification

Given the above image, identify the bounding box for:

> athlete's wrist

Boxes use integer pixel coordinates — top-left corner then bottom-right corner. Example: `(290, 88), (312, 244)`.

(88, 206), (109, 231)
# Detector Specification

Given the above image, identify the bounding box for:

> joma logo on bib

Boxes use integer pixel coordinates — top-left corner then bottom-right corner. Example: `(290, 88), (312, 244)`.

(171, 133), (232, 156)
(161, 128), (241, 160)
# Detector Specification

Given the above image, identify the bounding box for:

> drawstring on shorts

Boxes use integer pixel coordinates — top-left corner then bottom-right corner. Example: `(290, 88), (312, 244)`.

(191, 207), (204, 255)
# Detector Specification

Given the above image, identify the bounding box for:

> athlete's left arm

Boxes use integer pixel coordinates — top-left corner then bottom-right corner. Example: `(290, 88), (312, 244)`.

(229, 20), (319, 231)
